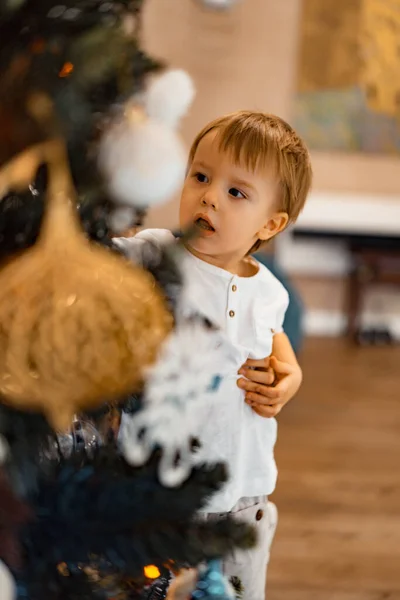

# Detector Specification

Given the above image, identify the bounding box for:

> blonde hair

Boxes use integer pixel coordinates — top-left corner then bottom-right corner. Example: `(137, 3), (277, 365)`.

(188, 111), (313, 252)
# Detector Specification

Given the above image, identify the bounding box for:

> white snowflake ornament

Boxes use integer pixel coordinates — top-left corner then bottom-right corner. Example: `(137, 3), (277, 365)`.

(120, 320), (231, 487)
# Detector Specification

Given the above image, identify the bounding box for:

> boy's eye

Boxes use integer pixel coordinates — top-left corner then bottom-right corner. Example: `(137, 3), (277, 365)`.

(195, 172), (208, 183)
(229, 187), (246, 199)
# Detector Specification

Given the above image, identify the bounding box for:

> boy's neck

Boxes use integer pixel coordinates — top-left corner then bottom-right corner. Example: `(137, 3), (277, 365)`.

(184, 244), (258, 277)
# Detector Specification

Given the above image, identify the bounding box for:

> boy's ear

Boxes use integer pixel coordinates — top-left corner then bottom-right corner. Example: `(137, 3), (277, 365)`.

(258, 212), (289, 241)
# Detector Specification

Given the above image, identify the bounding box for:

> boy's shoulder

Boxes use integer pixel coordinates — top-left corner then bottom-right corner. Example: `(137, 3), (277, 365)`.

(254, 259), (289, 306)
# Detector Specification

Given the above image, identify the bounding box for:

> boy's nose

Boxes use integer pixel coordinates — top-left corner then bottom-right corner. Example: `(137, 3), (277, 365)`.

(201, 194), (218, 210)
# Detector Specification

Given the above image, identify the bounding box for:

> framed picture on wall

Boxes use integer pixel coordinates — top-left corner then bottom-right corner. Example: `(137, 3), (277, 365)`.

(293, 0), (400, 155)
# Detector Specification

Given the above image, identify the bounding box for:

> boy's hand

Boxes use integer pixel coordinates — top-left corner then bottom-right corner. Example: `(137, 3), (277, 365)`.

(237, 356), (300, 418)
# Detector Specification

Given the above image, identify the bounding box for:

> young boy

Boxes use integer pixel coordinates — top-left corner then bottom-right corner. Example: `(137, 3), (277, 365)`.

(115, 111), (312, 598)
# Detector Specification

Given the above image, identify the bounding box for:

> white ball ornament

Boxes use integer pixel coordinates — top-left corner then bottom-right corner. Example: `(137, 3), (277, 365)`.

(0, 561), (16, 600)
(98, 69), (195, 217)
(99, 115), (188, 209)
(145, 69), (196, 128)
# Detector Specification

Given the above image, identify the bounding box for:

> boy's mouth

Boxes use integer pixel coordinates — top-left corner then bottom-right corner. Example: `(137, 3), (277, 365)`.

(194, 215), (215, 236)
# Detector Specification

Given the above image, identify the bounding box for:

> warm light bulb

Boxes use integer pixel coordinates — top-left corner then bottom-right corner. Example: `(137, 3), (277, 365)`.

(144, 565), (161, 579)
(59, 62), (74, 78)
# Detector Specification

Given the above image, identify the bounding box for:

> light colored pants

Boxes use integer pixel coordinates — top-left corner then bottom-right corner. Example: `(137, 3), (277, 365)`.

(203, 498), (278, 600)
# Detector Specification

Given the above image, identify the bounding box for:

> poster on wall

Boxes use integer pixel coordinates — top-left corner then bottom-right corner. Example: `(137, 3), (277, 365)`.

(293, 0), (400, 154)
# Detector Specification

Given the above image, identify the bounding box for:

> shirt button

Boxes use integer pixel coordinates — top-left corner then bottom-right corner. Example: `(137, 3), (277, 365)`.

(255, 509), (264, 522)
(229, 310), (235, 318)
(232, 285), (237, 292)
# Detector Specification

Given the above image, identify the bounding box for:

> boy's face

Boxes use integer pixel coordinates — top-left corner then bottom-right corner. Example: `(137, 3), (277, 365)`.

(180, 130), (287, 266)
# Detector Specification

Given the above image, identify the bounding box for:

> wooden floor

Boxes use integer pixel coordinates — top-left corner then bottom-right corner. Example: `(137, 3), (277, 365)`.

(268, 338), (400, 600)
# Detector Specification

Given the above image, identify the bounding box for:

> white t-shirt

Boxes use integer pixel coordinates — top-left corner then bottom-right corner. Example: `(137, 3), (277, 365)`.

(115, 229), (289, 512)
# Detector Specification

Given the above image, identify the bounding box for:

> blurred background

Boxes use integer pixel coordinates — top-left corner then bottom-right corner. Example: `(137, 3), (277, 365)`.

(141, 0), (400, 598)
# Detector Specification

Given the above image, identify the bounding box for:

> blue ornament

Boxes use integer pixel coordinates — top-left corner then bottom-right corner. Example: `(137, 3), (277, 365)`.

(191, 560), (233, 600)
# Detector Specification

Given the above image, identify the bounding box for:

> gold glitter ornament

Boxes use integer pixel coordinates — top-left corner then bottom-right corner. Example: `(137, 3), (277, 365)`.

(0, 139), (173, 431)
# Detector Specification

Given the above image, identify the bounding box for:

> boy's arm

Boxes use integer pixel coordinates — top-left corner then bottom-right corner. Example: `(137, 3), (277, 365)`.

(113, 229), (174, 267)
(270, 332), (303, 404)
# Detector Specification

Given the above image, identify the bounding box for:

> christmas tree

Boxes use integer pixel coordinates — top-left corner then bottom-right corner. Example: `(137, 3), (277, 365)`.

(0, 1), (255, 599)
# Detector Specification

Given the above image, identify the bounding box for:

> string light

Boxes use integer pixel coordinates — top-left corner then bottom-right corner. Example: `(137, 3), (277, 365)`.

(144, 565), (161, 579)
(59, 62), (74, 77)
